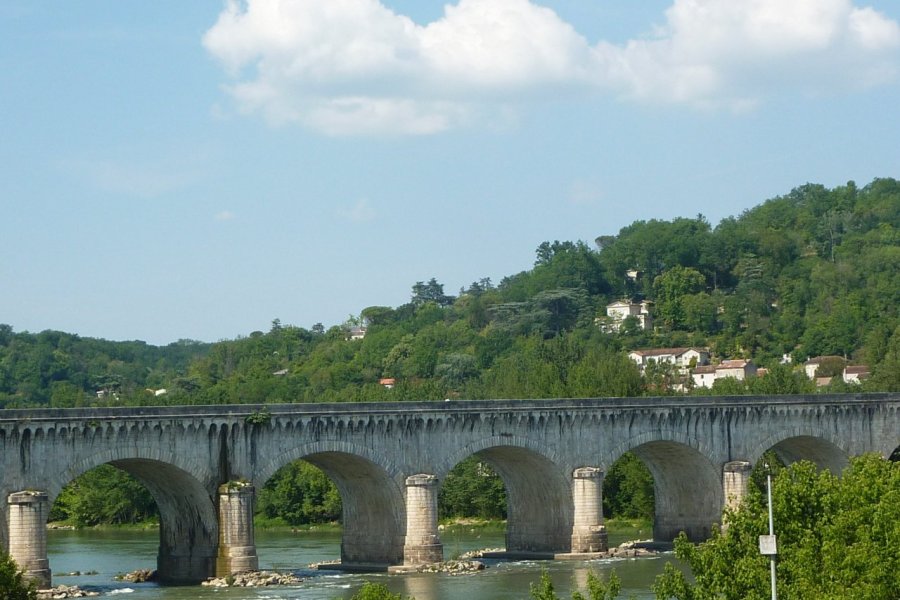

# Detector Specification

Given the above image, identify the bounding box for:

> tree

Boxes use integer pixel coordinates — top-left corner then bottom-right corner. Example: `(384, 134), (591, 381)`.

(530, 569), (628, 600)
(439, 457), (506, 520)
(653, 266), (706, 330)
(603, 453), (654, 520)
(350, 582), (409, 600)
(653, 455), (900, 600)
(257, 460), (341, 525)
(568, 350), (643, 398)
(411, 278), (453, 307)
(0, 550), (36, 600)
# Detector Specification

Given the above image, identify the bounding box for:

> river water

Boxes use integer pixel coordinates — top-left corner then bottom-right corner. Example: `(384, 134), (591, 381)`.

(48, 528), (673, 599)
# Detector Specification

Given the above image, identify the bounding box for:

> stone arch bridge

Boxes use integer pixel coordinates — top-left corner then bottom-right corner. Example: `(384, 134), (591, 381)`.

(1, 393), (897, 586)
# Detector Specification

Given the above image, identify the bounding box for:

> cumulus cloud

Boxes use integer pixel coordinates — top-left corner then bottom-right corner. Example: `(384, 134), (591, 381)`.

(203, 0), (900, 134)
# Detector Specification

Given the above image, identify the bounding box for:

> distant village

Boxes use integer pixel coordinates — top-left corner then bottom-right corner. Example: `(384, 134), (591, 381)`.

(602, 298), (869, 393)
(336, 296), (870, 395)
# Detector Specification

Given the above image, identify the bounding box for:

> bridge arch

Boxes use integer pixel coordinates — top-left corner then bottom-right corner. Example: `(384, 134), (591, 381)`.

(48, 451), (218, 585)
(749, 429), (850, 473)
(255, 441), (405, 566)
(607, 433), (722, 541)
(439, 436), (571, 553)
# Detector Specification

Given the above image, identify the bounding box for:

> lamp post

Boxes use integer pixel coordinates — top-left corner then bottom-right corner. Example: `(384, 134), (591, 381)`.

(759, 463), (778, 600)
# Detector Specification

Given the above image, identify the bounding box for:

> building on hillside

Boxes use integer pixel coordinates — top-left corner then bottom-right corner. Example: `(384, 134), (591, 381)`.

(842, 365), (871, 384)
(628, 347), (709, 373)
(379, 378), (396, 389)
(716, 359), (757, 380)
(348, 326), (367, 341)
(803, 356), (845, 379)
(691, 365), (717, 388)
(691, 359), (757, 389)
(601, 299), (653, 332)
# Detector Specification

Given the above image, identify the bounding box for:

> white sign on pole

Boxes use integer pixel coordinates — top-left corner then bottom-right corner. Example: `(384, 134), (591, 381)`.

(759, 534), (778, 556)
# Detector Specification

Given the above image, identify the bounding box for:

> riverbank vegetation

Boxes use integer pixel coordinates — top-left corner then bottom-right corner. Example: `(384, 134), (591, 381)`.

(653, 454), (900, 600)
(1, 549), (36, 600)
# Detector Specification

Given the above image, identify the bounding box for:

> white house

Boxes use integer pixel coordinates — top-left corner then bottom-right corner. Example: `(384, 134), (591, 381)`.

(603, 300), (653, 332)
(691, 365), (717, 388)
(803, 356), (844, 379)
(348, 326), (367, 341)
(842, 365), (870, 384)
(716, 359), (757, 381)
(628, 347), (709, 373)
(691, 359), (757, 388)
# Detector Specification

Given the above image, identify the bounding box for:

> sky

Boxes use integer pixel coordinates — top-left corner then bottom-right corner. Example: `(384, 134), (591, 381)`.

(2, 0), (899, 346)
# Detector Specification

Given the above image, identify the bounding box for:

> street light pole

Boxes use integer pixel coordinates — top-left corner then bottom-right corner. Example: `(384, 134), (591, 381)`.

(761, 464), (778, 600)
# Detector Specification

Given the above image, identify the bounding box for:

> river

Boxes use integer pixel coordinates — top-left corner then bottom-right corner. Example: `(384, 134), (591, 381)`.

(48, 528), (674, 599)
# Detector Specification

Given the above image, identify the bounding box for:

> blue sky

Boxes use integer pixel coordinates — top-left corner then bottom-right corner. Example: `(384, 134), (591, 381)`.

(2, 0), (899, 345)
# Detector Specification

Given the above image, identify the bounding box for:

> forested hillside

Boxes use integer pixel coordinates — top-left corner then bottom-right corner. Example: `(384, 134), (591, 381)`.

(3, 178), (898, 409)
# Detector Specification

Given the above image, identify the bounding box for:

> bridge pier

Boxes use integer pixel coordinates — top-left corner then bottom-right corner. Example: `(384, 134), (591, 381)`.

(403, 474), (443, 565)
(723, 461), (752, 514)
(216, 483), (258, 576)
(570, 467), (608, 553)
(7, 490), (51, 589)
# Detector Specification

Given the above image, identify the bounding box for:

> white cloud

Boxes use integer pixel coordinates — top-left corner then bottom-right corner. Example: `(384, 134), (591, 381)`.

(337, 198), (376, 222)
(601, 0), (900, 108)
(204, 0), (900, 134)
(215, 210), (236, 221)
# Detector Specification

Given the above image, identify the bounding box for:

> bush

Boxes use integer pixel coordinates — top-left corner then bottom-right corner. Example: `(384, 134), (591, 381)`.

(0, 551), (36, 600)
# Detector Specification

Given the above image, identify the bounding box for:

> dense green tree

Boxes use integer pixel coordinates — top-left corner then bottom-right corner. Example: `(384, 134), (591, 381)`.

(530, 569), (628, 600)
(439, 457), (507, 520)
(350, 582), (410, 600)
(0, 550), (36, 600)
(411, 278), (454, 307)
(653, 455), (900, 600)
(653, 266), (707, 330)
(51, 465), (157, 527)
(257, 461), (341, 526)
(603, 453), (654, 520)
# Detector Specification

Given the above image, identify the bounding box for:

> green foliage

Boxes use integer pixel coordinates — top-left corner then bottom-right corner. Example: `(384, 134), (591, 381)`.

(531, 570), (559, 600)
(438, 457), (507, 520)
(530, 569), (629, 600)
(257, 461), (341, 526)
(349, 582), (410, 600)
(245, 407), (272, 426)
(653, 454), (900, 600)
(50, 465), (157, 527)
(603, 453), (655, 520)
(653, 266), (706, 330)
(0, 550), (36, 600)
